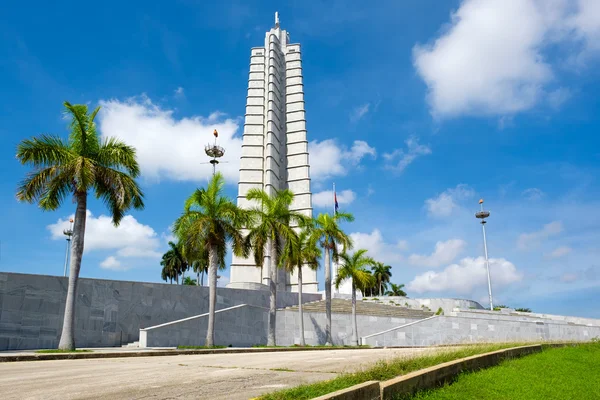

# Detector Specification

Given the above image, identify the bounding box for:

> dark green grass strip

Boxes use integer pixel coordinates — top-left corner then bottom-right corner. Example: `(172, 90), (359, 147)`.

(407, 342), (600, 400)
(258, 343), (529, 400)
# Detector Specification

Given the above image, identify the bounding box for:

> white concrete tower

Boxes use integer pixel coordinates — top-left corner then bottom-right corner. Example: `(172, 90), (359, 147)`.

(228, 13), (317, 293)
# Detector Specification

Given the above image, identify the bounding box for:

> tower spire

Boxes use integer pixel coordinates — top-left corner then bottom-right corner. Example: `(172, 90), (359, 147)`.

(275, 11), (280, 28)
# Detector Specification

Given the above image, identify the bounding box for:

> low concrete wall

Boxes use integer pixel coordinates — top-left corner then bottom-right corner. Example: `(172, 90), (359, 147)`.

(313, 381), (380, 400)
(140, 304), (268, 348)
(276, 309), (423, 346)
(362, 314), (600, 347)
(0, 272), (321, 350)
(457, 308), (600, 326)
(379, 345), (545, 399)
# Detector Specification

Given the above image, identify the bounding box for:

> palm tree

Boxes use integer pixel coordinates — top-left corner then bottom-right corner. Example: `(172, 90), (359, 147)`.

(192, 259), (209, 286)
(281, 227), (320, 346)
(160, 242), (186, 284)
(16, 102), (144, 350)
(245, 188), (309, 346)
(310, 212), (354, 345)
(183, 276), (198, 286)
(160, 259), (178, 284)
(174, 172), (248, 347)
(385, 283), (407, 297)
(371, 262), (392, 296)
(335, 250), (376, 346)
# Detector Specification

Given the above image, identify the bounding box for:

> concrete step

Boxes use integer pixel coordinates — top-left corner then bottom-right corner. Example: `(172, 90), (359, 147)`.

(282, 299), (434, 319)
(122, 341), (139, 348)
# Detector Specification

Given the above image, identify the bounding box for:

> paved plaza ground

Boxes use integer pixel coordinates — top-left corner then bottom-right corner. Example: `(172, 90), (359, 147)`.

(0, 348), (438, 399)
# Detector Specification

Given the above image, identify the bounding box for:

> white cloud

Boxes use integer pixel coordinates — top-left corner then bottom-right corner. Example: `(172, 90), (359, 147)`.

(217, 275), (230, 288)
(547, 246), (572, 258)
(309, 139), (376, 180)
(98, 95), (242, 183)
(313, 189), (356, 208)
(413, 0), (600, 118)
(522, 188), (545, 201)
(396, 240), (409, 252)
(350, 103), (370, 122)
(408, 256), (523, 294)
(47, 211), (162, 271)
(425, 184), (475, 218)
(100, 256), (131, 271)
(383, 136), (431, 173)
(517, 221), (563, 250)
(349, 229), (405, 265)
(408, 239), (467, 268)
(174, 87), (185, 99)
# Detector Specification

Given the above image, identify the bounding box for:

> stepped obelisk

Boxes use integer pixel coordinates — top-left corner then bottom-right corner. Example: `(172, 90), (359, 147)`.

(227, 13), (318, 293)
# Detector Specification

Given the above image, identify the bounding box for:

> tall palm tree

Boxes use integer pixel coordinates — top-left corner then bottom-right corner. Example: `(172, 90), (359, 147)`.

(174, 172), (248, 347)
(386, 283), (407, 297)
(183, 276), (198, 286)
(310, 212), (354, 345)
(160, 242), (186, 284)
(16, 102), (144, 350)
(371, 262), (392, 296)
(281, 227), (320, 346)
(245, 188), (309, 346)
(160, 255), (178, 284)
(335, 249), (376, 346)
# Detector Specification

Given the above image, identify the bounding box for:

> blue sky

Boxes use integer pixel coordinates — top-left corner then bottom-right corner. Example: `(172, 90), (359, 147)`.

(1, 0), (600, 317)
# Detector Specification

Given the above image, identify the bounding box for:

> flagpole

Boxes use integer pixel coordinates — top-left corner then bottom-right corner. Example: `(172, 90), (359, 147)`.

(332, 182), (338, 294)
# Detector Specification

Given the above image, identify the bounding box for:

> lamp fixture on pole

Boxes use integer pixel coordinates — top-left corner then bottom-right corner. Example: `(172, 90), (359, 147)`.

(475, 199), (494, 311)
(63, 218), (74, 277)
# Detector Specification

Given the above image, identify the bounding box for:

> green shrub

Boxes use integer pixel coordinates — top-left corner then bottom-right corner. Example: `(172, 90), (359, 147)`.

(435, 307), (444, 315)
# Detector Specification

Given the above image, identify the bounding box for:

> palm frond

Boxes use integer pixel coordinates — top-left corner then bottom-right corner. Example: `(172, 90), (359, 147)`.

(16, 135), (74, 168)
(97, 137), (141, 177)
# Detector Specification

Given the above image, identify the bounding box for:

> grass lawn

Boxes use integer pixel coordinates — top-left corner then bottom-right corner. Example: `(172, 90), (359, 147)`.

(257, 343), (529, 400)
(35, 349), (92, 353)
(407, 342), (600, 400)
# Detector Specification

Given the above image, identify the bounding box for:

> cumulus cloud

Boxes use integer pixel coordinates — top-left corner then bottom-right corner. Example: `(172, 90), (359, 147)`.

(350, 103), (370, 122)
(517, 221), (563, 250)
(383, 136), (431, 173)
(349, 229), (406, 265)
(413, 0), (600, 118)
(313, 189), (356, 208)
(408, 239), (467, 268)
(100, 256), (131, 271)
(98, 95), (242, 183)
(560, 266), (599, 283)
(425, 184), (475, 218)
(547, 246), (572, 258)
(47, 211), (162, 271)
(309, 139), (376, 180)
(408, 256), (523, 294)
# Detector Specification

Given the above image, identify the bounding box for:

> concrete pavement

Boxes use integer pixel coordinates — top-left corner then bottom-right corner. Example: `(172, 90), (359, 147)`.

(0, 348), (439, 399)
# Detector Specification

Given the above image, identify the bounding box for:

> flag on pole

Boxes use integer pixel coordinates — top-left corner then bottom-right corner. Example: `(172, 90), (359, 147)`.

(334, 190), (339, 214)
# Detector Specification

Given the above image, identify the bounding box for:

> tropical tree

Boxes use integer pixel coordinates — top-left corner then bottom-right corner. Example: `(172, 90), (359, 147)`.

(160, 262), (178, 284)
(310, 212), (354, 345)
(174, 172), (248, 347)
(335, 249), (376, 346)
(281, 227), (320, 346)
(385, 283), (407, 297)
(16, 102), (144, 350)
(183, 276), (198, 286)
(371, 262), (392, 296)
(192, 259), (209, 286)
(160, 241), (187, 284)
(245, 188), (309, 346)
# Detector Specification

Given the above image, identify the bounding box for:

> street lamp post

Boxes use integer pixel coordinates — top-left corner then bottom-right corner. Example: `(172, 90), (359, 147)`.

(475, 199), (494, 311)
(63, 218), (74, 277)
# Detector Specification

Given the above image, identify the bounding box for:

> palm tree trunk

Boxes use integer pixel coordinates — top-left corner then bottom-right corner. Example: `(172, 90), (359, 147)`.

(58, 193), (87, 350)
(298, 265), (305, 346)
(267, 240), (277, 346)
(351, 281), (358, 346)
(325, 247), (332, 345)
(380, 282), (382, 297)
(206, 244), (218, 347)
(201, 269), (204, 287)
(197, 271), (200, 286)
